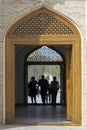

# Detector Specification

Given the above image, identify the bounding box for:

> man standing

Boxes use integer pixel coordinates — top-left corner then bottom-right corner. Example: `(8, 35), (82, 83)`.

(38, 75), (49, 105)
(50, 76), (59, 108)
(28, 76), (38, 104)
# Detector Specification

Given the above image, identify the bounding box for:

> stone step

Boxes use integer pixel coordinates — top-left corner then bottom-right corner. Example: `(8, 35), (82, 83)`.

(0, 126), (87, 130)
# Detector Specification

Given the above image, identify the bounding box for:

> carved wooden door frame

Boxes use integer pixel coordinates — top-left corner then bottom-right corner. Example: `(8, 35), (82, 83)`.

(5, 6), (82, 125)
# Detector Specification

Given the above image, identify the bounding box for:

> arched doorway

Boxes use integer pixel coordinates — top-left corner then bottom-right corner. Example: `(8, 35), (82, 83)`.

(24, 46), (66, 105)
(5, 6), (82, 125)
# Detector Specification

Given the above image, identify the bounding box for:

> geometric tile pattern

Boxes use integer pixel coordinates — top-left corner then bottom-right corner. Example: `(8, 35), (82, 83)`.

(27, 46), (63, 62)
(9, 12), (73, 35)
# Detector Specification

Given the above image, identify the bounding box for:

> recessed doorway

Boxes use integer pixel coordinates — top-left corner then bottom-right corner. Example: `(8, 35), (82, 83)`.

(15, 45), (67, 124)
(5, 6), (81, 125)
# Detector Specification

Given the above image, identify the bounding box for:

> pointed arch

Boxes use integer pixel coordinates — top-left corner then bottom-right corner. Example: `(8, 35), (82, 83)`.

(25, 46), (64, 62)
(24, 45), (66, 105)
(6, 6), (80, 37)
(5, 6), (82, 125)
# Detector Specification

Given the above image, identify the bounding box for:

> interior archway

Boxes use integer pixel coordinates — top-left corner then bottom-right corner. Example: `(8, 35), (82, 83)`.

(24, 46), (65, 105)
(5, 6), (82, 125)
(15, 45), (67, 124)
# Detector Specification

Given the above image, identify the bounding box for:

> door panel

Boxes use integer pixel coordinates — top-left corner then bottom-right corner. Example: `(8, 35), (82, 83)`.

(66, 47), (72, 120)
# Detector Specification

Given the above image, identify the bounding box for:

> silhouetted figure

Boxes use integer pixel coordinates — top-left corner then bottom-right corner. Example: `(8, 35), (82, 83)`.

(28, 76), (38, 104)
(38, 75), (49, 105)
(50, 76), (59, 108)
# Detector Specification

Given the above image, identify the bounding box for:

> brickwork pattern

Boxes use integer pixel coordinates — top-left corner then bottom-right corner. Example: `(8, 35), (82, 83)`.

(0, 0), (86, 125)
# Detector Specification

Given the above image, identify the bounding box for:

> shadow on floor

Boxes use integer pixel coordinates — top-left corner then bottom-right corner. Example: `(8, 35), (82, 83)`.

(15, 105), (71, 124)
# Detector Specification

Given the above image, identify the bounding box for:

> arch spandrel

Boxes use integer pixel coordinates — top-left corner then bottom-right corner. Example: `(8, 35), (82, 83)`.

(6, 6), (80, 37)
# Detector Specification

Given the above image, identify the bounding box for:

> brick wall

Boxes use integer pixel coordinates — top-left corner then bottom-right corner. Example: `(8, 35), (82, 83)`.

(0, 0), (86, 125)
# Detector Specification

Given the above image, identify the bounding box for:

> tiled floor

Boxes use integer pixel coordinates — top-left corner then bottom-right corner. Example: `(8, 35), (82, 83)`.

(15, 105), (71, 124)
(1, 105), (86, 129)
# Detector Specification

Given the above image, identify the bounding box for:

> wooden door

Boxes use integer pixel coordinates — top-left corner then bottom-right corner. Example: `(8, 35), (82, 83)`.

(66, 47), (72, 120)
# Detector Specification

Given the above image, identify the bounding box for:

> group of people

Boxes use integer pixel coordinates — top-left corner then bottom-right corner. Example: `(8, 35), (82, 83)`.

(28, 75), (59, 108)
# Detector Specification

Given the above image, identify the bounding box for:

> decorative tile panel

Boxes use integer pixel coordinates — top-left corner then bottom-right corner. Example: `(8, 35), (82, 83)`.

(27, 46), (63, 62)
(9, 12), (73, 36)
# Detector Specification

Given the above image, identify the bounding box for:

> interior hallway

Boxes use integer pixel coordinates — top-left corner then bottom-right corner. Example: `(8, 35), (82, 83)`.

(15, 105), (71, 124)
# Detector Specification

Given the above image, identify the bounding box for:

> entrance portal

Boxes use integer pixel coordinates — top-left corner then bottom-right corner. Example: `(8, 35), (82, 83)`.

(5, 6), (81, 125)
(24, 46), (65, 105)
(15, 45), (66, 124)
